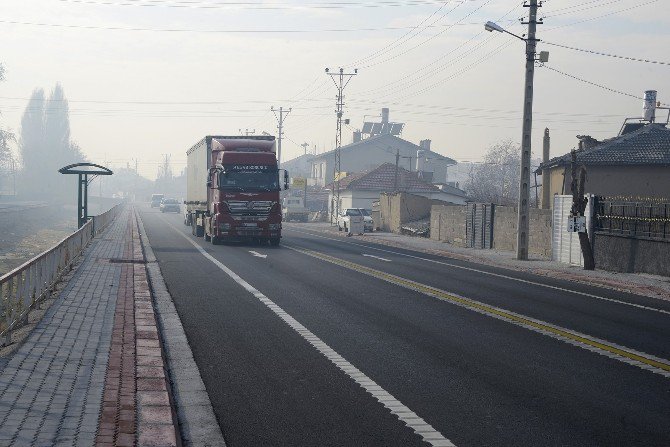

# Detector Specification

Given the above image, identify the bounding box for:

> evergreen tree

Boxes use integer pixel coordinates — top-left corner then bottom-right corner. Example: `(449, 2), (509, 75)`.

(19, 88), (47, 196)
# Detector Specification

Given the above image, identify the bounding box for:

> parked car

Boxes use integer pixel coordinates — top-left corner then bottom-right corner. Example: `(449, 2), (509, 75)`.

(337, 208), (364, 234)
(160, 198), (180, 213)
(357, 208), (374, 232)
(150, 194), (164, 208)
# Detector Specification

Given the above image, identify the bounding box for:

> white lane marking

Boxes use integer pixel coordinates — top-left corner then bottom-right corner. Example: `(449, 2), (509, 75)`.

(249, 250), (267, 258)
(362, 254), (392, 262)
(163, 220), (456, 446)
(285, 227), (670, 316)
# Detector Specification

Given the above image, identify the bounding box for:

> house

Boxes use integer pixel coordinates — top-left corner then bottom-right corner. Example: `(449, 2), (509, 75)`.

(311, 133), (456, 187)
(327, 163), (467, 216)
(538, 123), (670, 204)
(281, 153), (315, 183)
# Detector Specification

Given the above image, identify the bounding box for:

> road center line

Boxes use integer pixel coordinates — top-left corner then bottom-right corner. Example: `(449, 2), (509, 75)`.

(285, 227), (670, 316)
(162, 219), (456, 447)
(284, 243), (670, 378)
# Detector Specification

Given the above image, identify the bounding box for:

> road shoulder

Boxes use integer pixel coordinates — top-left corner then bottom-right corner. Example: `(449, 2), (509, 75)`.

(135, 207), (227, 447)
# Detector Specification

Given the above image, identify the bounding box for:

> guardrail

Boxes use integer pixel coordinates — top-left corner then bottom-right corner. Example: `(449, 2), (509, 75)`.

(0, 202), (125, 346)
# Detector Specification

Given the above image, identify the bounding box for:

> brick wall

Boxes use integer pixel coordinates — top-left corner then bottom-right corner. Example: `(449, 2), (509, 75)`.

(492, 206), (552, 258)
(380, 192), (440, 233)
(430, 205), (467, 247)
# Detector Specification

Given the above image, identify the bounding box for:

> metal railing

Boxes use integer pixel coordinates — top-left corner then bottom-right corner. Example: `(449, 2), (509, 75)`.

(0, 202), (125, 346)
(594, 197), (670, 241)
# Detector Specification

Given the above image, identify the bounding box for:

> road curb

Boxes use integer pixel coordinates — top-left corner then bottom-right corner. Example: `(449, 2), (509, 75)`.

(135, 207), (227, 447)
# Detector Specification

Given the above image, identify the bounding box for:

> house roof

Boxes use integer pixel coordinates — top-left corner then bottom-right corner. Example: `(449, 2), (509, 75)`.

(538, 124), (670, 172)
(328, 163), (440, 193)
(312, 133), (456, 165)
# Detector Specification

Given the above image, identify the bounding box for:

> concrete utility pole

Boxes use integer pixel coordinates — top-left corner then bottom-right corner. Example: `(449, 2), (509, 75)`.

(515, 0), (542, 260)
(542, 128), (551, 209)
(325, 67), (357, 223)
(301, 142), (309, 205)
(271, 106), (291, 168)
(394, 148), (400, 192)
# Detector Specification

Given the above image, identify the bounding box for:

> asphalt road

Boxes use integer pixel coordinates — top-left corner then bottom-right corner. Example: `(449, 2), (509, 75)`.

(139, 206), (670, 447)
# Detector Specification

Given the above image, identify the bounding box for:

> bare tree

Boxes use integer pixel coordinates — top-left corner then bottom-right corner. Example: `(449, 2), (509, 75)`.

(464, 140), (521, 205)
(0, 63), (17, 194)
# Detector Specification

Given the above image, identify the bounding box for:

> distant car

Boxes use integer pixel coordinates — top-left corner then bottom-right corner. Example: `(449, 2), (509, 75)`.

(337, 208), (363, 234)
(160, 198), (180, 213)
(357, 208), (374, 232)
(150, 194), (164, 208)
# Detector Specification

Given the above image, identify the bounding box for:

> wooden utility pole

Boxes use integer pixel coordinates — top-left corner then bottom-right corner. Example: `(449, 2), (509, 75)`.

(570, 149), (595, 270)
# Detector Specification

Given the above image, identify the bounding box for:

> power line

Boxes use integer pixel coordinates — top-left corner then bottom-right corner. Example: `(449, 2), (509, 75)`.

(540, 64), (643, 101)
(360, 0), (496, 68)
(0, 18), (488, 34)
(543, 41), (670, 66)
(57, 0), (450, 11)
(543, 0), (660, 32)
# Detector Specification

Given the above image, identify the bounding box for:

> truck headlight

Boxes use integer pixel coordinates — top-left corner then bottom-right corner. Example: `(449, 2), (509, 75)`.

(268, 223), (281, 230)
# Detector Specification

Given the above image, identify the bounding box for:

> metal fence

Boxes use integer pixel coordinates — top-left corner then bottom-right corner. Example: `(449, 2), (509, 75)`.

(594, 197), (670, 240)
(0, 202), (125, 346)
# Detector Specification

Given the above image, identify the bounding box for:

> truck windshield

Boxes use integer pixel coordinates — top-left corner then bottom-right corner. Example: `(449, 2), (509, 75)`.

(219, 170), (279, 191)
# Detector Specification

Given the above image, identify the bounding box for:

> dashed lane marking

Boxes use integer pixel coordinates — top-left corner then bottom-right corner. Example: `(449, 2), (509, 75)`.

(284, 243), (670, 378)
(285, 227), (670, 316)
(162, 219), (456, 447)
(362, 254), (392, 262)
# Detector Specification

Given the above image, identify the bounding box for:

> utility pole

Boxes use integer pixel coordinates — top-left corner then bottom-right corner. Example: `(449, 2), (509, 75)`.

(325, 67), (357, 223)
(515, 0), (542, 260)
(271, 106), (291, 168)
(301, 142), (309, 206)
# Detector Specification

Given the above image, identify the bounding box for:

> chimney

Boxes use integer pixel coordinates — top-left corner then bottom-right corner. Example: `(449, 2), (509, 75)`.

(541, 128), (550, 209)
(643, 90), (657, 122)
(419, 139), (431, 150)
(381, 108), (389, 124)
(353, 131), (362, 143)
(416, 150), (425, 172)
(576, 135), (599, 150)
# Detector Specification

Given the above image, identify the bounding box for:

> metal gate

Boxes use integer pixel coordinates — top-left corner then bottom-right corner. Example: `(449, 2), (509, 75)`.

(466, 203), (495, 249)
(552, 195), (593, 266)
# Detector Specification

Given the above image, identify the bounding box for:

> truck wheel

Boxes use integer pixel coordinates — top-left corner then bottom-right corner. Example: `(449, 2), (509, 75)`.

(269, 238), (280, 246)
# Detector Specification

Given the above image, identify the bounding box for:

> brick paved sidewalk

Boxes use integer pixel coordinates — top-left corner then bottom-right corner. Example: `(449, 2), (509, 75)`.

(0, 206), (179, 446)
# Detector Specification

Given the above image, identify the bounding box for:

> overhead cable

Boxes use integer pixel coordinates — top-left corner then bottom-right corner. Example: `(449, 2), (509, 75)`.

(543, 41), (670, 66)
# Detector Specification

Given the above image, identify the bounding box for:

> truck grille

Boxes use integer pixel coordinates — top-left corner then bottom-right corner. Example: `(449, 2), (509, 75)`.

(225, 200), (274, 216)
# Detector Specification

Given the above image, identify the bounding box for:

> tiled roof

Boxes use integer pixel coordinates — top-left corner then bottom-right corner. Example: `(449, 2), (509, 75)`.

(539, 124), (670, 171)
(329, 163), (439, 193)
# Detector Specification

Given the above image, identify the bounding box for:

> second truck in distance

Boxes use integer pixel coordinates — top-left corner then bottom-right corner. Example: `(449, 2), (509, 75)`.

(184, 135), (289, 245)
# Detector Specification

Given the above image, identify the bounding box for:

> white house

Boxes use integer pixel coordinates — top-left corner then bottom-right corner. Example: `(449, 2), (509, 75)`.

(327, 163), (467, 216)
(312, 134), (456, 187)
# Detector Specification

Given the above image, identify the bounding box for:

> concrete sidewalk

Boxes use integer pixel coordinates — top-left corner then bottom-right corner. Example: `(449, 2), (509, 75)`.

(0, 207), (180, 446)
(286, 222), (670, 302)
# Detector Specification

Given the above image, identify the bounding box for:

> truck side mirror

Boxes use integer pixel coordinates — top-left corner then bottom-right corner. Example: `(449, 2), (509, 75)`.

(284, 170), (290, 190)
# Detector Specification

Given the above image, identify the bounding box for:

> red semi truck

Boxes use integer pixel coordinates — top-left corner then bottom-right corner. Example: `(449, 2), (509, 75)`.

(185, 135), (289, 245)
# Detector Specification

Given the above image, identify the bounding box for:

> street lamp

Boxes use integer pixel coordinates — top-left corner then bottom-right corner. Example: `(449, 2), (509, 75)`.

(485, 2), (545, 260)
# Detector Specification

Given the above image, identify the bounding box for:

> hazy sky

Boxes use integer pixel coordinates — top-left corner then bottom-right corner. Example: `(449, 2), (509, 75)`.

(2, 0), (669, 179)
